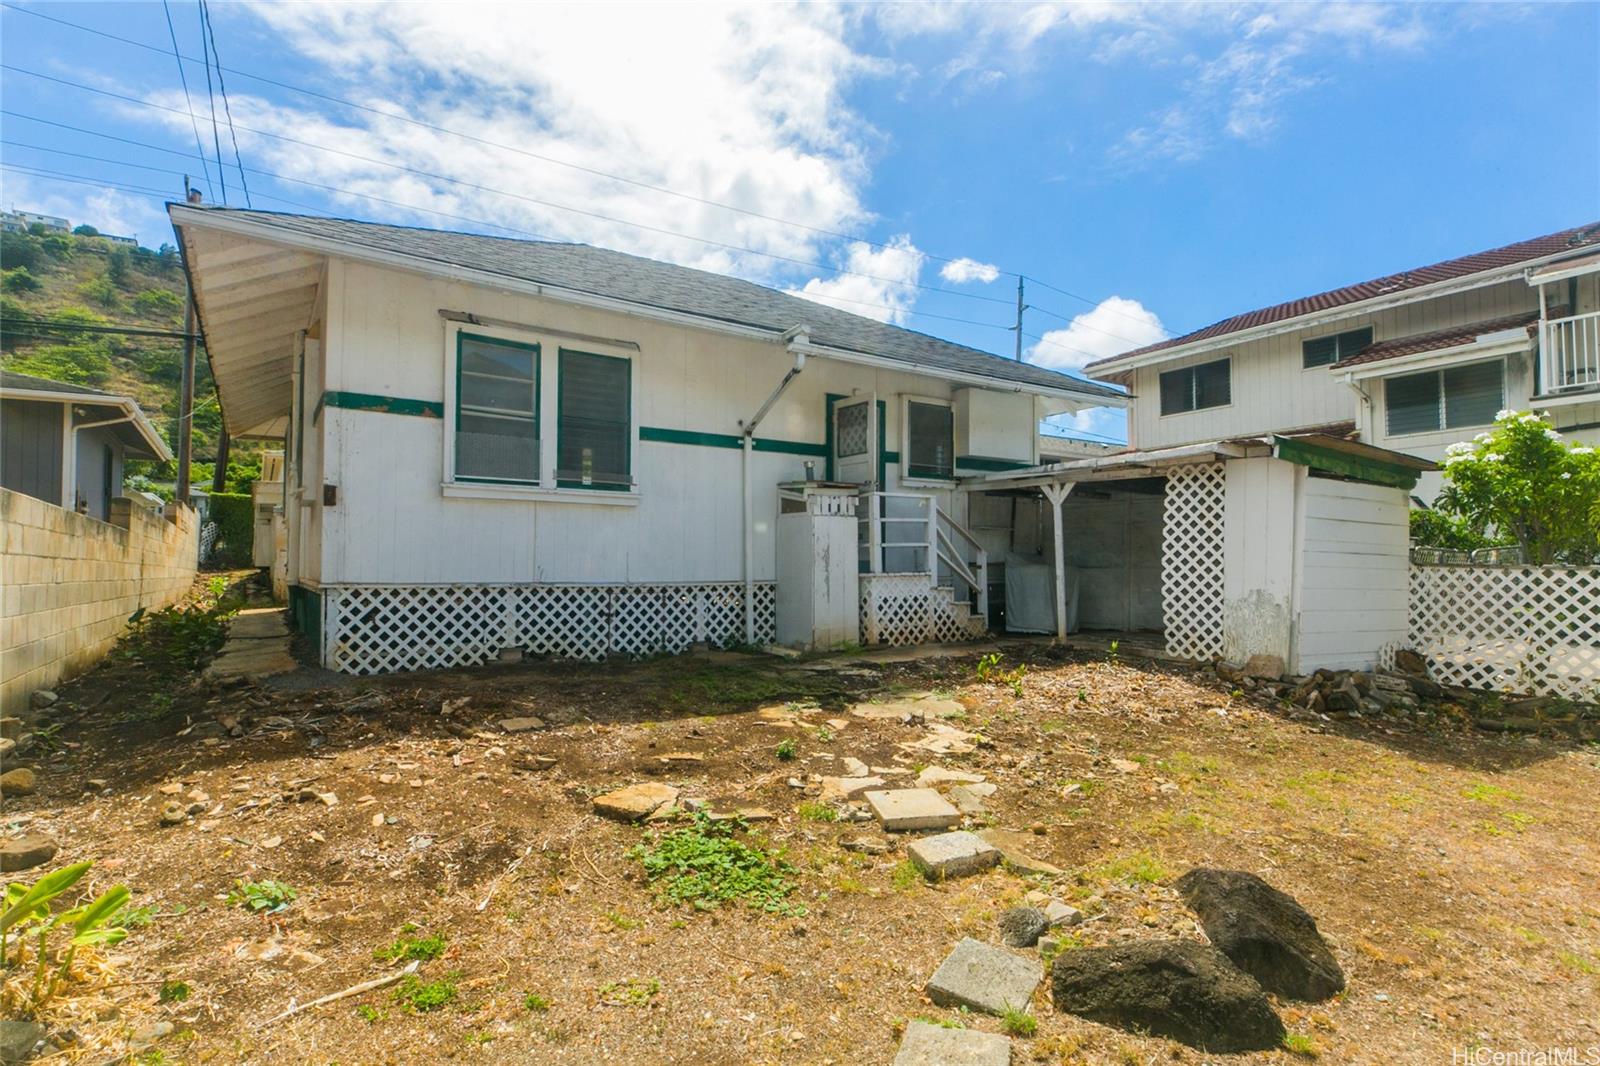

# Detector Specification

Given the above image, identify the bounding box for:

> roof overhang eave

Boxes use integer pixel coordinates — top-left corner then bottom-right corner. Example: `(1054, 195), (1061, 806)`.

(2, 387), (174, 462)
(168, 206), (1127, 407)
(1338, 331), (1534, 380)
(1087, 245), (1598, 377)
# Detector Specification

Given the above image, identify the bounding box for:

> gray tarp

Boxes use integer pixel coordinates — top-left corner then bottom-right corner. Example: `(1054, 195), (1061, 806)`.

(1005, 553), (1077, 635)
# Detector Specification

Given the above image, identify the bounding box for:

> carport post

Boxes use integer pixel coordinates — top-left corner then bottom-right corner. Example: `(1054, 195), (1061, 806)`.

(1041, 483), (1074, 642)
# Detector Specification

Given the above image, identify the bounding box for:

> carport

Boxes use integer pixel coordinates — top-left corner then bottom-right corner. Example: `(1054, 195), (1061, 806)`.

(961, 433), (1435, 674)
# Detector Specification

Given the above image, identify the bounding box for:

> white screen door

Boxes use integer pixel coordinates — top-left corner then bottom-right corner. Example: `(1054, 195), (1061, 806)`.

(833, 396), (877, 486)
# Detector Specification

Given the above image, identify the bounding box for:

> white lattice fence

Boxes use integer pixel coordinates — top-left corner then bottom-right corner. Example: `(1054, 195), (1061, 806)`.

(1162, 462), (1226, 661)
(1401, 565), (1599, 700)
(324, 582), (776, 675)
(860, 574), (984, 647)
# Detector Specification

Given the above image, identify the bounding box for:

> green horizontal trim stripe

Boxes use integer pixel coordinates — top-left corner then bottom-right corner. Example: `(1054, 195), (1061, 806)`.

(639, 426), (828, 457)
(955, 455), (1033, 472)
(323, 391), (445, 418)
(1274, 437), (1419, 490)
(883, 450), (901, 464)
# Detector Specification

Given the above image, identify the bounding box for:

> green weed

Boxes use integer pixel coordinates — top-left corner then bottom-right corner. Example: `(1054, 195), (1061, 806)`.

(158, 980), (190, 1003)
(523, 992), (552, 1012)
(394, 974), (457, 1012)
(1282, 1032), (1320, 1058)
(1000, 1006), (1037, 1037)
(775, 739), (797, 761)
(628, 813), (804, 916)
(375, 932), (447, 962)
(227, 879), (296, 913)
(797, 801), (837, 823)
(598, 977), (659, 1006)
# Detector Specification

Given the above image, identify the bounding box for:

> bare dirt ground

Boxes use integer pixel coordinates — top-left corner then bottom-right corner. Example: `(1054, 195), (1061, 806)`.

(5, 605), (1599, 1065)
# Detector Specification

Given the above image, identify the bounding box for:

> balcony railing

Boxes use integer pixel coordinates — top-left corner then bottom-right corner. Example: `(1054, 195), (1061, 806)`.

(1540, 310), (1600, 395)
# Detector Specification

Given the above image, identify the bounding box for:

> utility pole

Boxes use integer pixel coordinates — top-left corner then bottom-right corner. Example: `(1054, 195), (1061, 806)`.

(1012, 275), (1028, 360)
(176, 179), (201, 503)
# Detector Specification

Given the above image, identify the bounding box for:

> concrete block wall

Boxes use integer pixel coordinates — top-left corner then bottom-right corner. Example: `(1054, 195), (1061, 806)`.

(1, 488), (198, 714)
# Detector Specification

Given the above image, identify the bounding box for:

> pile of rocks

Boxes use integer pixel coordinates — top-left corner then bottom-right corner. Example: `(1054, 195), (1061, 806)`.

(1215, 651), (1442, 719)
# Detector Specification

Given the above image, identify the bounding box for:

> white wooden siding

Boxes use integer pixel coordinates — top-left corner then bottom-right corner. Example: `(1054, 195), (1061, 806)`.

(309, 260), (1034, 586)
(1291, 476), (1409, 671)
(1127, 279), (1543, 450)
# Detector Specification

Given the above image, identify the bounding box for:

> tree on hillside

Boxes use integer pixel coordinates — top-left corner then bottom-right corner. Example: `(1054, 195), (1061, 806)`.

(72, 224), (99, 237)
(108, 248), (132, 286)
(1434, 411), (1600, 564)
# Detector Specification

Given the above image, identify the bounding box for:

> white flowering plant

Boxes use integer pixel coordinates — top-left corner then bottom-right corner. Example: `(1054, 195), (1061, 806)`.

(1435, 411), (1600, 564)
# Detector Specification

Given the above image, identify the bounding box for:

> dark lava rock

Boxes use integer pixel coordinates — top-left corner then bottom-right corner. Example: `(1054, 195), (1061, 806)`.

(1051, 940), (1285, 1052)
(997, 906), (1049, 948)
(1175, 868), (1345, 1001)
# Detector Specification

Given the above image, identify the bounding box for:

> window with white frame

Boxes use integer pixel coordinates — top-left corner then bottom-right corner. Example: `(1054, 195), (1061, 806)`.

(1384, 359), (1504, 436)
(1159, 358), (1231, 415)
(556, 348), (632, 490)
(1302, 326), (1373, 368)
(454, 332), (540, 483)
(905, 398), (954, 480)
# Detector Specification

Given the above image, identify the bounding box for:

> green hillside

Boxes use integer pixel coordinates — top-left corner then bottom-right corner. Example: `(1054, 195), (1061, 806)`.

(1, 223), (257, 489)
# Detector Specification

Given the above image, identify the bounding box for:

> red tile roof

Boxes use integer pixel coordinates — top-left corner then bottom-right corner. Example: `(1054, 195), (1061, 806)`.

(1089, 222), (1600, 370)
(1331, 312), (1539, 369)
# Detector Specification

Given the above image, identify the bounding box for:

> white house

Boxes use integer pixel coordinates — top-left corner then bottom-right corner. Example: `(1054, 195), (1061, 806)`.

(0, 370), (171, 521)
(170, 205), (1130, 673)
(1085, 223), (1600, 501)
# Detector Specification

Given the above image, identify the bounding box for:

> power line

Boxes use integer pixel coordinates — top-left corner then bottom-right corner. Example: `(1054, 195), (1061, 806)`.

(1, 69), (1019, 311)
(199, 0), (250, 207)
(2, 313), (201, 341)
(0, 154), (1010, 332)
(195, 0), (227, 204)
(157, 0), (211, 198)
(2, 0), (1176, 334)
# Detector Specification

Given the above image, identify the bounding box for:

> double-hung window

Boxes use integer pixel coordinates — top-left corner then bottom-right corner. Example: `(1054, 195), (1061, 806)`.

(1384, 359), (1503, 436)
(557, 349), (632, 490)
(455, 332), (540, 483)
(1159, 358), (1231, 415)
(1302, 326), (1373, 368)
(904, 398), (954, 481)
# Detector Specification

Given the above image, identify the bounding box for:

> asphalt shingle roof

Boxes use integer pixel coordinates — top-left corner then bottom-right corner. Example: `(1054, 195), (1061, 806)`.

(1089, 222), (1600, 370)
(1, 369), (122, 398)
(182, 207), (1124, 401)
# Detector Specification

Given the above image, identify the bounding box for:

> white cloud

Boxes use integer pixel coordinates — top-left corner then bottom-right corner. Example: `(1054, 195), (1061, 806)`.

(1044, 405), (1129, 444)
(1026, 295), (1167, 370)
(939, 257), (1001, 284)
(790, 235), (925, 324)
(0, 172), (169, 247)
(136, 2), (890, 280)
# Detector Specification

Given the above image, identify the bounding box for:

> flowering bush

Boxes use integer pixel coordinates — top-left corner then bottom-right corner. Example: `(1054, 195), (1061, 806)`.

(1437, 411), (1600, 564)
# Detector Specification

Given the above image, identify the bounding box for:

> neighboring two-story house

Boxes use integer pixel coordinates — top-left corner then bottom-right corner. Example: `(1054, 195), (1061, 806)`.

(1086, 224), (1600, 501)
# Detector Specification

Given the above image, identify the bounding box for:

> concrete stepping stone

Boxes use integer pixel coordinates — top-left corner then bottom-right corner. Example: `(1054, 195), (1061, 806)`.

(915, 766), (986, 788)
(819, 775), (885, 802)
(947, 783), (995, 814)
(864, 788), (960, 831)
(977, 829), (1064, 877)
(593, 783), (679, 821)
(893, 1020), (1010, 1065)
(908, 831), (999, 880)
(926, 937), (1043, 1015)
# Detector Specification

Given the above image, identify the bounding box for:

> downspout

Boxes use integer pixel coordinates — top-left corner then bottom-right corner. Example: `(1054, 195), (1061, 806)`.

(69, 409), (138, 513)
(1342, 372), (1374, 440)
(740, 327), (809, 645)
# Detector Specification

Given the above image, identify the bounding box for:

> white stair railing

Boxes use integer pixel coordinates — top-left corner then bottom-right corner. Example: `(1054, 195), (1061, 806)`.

(857, 490), (988, 622)
(1541, 310), (1600, 394)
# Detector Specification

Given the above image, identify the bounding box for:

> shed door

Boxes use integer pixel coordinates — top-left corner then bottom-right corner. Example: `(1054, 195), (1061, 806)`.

(832, 396), (877, 487)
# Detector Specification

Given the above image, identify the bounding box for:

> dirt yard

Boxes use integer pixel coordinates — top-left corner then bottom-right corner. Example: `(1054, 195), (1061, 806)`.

(4, 609), (1598, 1065)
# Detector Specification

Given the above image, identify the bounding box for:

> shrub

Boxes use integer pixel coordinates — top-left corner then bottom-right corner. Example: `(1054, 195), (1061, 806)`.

(2, 267), (42, 293)
(1438, 411), (1600, 563)
(133, 287), (184, 319)
(77, 276), (121, 310)
(207, 492), (255, 565)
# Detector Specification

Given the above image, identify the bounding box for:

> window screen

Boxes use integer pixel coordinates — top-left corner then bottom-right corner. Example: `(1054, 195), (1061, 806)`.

(1159, 358), (1231, 414)
(1302, 327), (1373, 368)
(455, 333), (539, 482)
(558, 349), (631, 488)
(1443, 361), (1503, 429)
(906, 400), (954, 480)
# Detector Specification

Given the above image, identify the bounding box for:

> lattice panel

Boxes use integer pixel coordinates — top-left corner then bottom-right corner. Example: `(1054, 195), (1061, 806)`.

(324, 582), (776, 675)
(1406, 564), (1599, 700)
(859, 574), (985, 647)
(1162, 463), (1226, 661)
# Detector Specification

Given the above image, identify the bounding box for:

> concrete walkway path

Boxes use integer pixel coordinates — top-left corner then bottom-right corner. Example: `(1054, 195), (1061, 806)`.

(205, 607), (298, 683)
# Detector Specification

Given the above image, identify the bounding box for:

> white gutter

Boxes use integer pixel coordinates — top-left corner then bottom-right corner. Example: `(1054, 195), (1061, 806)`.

(1342, 332), (1533, 382)
(1089, 244), (1599, 378)
(170, 206), (1122, 408)
(739, 330), (809, 645)
(3, 388), (175, 462)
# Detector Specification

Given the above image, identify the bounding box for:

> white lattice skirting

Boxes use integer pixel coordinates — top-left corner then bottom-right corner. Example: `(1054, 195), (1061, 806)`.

(860, 573), (986, 647)
(322, 582), (776, 675)
(1162, 463), (1226, 662)
(1397, 565), (1599, 701)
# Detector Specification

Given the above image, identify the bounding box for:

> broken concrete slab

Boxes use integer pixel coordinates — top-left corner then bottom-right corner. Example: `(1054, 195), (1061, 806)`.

(947, 783), (994, 814)
(819, 776), (886, 802)
(907, 831), (1000, 880)
(850, 698), (967, 721)
(498, 716), (546, 733)
(915, 766), (986, 788)
(204, 641), (299, 682)
(593, 783), (679, 821)
(228, 608), (289, 640)
(926, 937), (1043, 1016)
(892, 1020), (1010, 1066)
(976, 829), (1064, 877)
(864, 788), (960, 832)
(899, 722), (981, 756)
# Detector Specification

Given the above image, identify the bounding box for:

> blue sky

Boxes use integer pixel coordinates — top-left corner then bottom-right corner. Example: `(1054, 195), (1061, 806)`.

(3, 1), (1596, 443)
